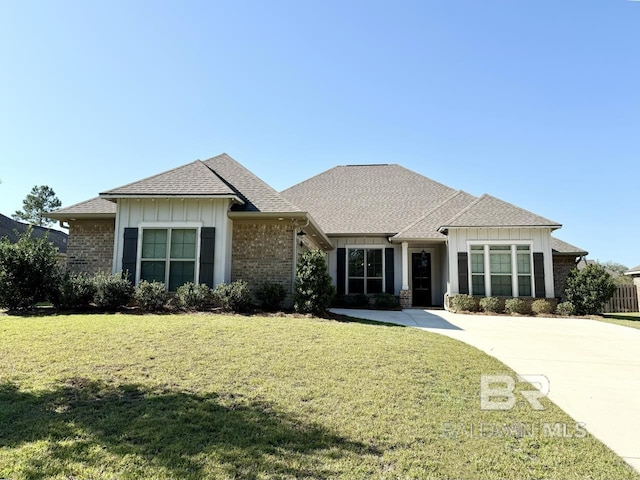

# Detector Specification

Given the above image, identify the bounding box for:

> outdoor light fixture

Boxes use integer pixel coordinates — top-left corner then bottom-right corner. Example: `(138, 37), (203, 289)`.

(297, 229), (306, 236)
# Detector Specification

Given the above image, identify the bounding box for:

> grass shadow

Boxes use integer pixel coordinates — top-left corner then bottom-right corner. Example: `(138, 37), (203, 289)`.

(0, 379), (378, 479)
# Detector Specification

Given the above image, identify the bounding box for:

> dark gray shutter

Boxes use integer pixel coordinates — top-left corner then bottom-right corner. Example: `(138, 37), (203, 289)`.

(122, 228), (138, 282)
(385, 248), (395, 294)
(336, 248), (346, 296)
(458, 252), (469, 295)
(533, 252), (546, 298)
(199, 227), (216, 288)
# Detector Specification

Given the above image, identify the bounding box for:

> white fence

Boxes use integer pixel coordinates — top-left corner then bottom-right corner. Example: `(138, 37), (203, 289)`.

(603, 284), (639, 313)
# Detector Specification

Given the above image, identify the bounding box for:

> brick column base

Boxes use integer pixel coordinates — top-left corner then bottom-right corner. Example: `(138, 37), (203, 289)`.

(399, 289), (412, 309)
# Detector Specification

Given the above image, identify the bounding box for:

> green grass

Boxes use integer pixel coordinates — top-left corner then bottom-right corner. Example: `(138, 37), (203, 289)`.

(596, 312), (640, 330)
(0, 313), (637, 480)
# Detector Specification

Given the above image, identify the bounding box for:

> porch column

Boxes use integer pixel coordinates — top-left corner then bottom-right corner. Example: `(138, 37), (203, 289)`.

(401, 242), (409, 290)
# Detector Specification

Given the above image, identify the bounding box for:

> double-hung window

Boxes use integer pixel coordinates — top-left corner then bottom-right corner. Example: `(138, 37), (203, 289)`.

(140, 228), (197, 291)
(347, 248), (383, 294)
(469, 244), (533, 297)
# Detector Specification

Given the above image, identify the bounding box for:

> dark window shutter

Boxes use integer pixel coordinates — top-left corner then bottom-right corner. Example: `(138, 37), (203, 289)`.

(122, 228), (138, 282)
(385, 248), (395, 294)
(458, 252), (469, 295)
(199, 227), (216, 288)
(533, 252), (546, 298)
(336, 248), (346, 296)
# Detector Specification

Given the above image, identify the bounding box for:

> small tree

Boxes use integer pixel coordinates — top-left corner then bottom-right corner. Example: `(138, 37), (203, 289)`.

(13, 185), (62, 227)
(293, 250), (335, 315)
(0, 228), (61, 310)
(564, 264), (617, 315)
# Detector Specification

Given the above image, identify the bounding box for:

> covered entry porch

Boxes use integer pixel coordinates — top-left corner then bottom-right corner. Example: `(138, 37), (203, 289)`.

(398, 241), (448, 308)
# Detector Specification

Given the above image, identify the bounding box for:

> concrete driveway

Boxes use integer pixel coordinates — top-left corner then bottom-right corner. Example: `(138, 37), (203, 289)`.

(331, 308), (640, 471)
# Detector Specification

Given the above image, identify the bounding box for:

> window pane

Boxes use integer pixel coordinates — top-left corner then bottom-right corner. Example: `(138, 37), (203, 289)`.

(168, 261), (195, 291)
(490, 253), (512, 274)
(490, 245), (510, 251)
(472, 275), (485, 296)
(367, 278), (383, 294)
(491, 275), (512, 296)
(517, 253), (531, 274)
(348, 278), (365, 294)
(367, 249), (383, 278)
(517, 245), (530, 251)
(142, 229), (167, 259)
(170, 229), (197, 259)
(518, 276), (532, 297)
(348, 249), (364, 277)
(471, 253), (484, 274)
(471, 245), (484, 251)
(141, 260), (166, 283)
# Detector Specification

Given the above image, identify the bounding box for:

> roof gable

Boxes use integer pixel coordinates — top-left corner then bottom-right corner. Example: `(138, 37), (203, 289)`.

(440, 194), (561, 230)
(101, 160), (236, 197)
(393, 191), (477, 240)
(281, 164), (457, 234)
(203, 154), (301, 213)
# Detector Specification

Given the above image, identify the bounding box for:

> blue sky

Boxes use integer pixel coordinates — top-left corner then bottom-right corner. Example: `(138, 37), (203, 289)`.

(0, 1), (638, 267)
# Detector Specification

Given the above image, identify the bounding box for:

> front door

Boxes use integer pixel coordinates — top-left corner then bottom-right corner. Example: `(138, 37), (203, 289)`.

(412, 252), (432, 307)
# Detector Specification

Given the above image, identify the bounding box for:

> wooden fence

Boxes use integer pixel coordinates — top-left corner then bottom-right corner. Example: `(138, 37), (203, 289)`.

(603, 284), (639, 313)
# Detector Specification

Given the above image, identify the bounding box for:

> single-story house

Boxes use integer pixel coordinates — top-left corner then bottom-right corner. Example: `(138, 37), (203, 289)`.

(0, 213), (68, 266)
(47, 153), (586, 307)
(624, 264), (640, 308)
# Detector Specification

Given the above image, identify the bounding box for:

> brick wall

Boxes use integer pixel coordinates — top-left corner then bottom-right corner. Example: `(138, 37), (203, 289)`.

(67, 220), (115, 274)
(231, 221), (295, 305)
(553, 255), (577, 301)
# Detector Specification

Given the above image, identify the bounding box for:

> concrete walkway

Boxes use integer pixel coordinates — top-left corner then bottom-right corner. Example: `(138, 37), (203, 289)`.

(331, 308), (640, 471)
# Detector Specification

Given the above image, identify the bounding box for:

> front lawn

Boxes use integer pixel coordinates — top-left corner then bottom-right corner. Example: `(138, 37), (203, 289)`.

(597, 312), (640, 330)
(0, 313), (636, 479)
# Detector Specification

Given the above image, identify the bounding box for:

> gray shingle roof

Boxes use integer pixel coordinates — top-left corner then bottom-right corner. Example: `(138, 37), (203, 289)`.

(392, 191), (477, 240)
(203, 154), (300, 213)
(551, 237), (588, 256)
(0, 213), (68, 253)
(626, 264), (640, 275)
(101, 160), (236, 197)
(440, 194), (561, 230)
(47, 197), (116, 218)
(281, 164), (457, 234)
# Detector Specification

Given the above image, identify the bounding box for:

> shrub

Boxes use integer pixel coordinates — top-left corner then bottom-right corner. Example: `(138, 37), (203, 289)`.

(0, 229), (61, 310)
(93, 271), (133, 311)
(531, 299), (554, 315)
(451, 294), (478, 312)
(53, 272), (96, 310)
(564, 264), (617, 315)
(133, 280), (169, 312)
(212, 280), (252, 313)
(556, 301), (575, 317)
(255, 282), (287, 311)
(505, 298), (530, 315)
(293, 250), (336, 315)
(334, 294), (369, 308)
(372, 293), (400, 310)
(176, 282), (211, 311)
(479, 297), (503, 314)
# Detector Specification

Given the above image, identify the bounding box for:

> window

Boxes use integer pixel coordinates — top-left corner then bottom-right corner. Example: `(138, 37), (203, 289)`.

(348, 248), (383, 294)
(470, 245), (485, 296)
(468, 244), (533, 297)
(490, 245), (512, 296)
(141, 228), (197, 290)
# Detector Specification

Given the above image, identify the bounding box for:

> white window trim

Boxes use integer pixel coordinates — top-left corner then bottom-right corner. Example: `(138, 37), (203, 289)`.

(345, 245), (386, 295)
(136, 222), (203, 288)
(466, 240), (535, 297)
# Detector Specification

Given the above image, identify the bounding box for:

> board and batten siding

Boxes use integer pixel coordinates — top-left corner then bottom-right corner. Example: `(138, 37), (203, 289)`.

(446, 227), (555, 298)
(112, 198), (233, 286)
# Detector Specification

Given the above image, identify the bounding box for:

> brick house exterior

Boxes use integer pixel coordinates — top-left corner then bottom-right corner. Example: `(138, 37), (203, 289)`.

(48, 153), (587, 308)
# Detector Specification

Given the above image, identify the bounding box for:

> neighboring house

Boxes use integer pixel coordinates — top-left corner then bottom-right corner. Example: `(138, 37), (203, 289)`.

(0, 213), (68, 265)
(624, 265), (640, 308)
(47, 153), (586, 307)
